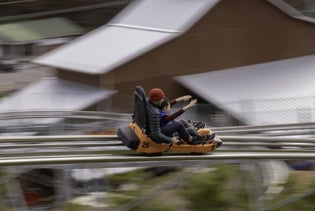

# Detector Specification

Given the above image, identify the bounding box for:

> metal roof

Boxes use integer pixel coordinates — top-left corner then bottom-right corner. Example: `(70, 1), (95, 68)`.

(175, 55), (315, 125)
(33, 0), (220, 74)
(108, 0), (219, 32)
(0, 78), (116, 134)
(0, 77), (115, 112)
(34, 26), (178, 74)
(0, 17), (84, 44)
(33, 0), (315, 75)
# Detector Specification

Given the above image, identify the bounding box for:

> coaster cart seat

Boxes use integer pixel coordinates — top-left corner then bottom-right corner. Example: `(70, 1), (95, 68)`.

(117, 86), (221, 155)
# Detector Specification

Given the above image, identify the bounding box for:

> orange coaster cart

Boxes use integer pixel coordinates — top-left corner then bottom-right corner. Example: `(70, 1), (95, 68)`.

(117, 86), (222, 155)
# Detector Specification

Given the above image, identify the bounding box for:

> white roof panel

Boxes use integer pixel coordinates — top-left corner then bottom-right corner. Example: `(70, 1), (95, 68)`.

(109, 0), (220, 32)
(33, 26), (177, 74)
(0, 78), (115, 112)
(33, 0), (220, 74)
(176, 55), (315, 125)
(0, 78), (116, 133)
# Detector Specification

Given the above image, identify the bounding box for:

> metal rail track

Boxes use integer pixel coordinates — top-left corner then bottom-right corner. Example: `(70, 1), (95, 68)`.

(0, 110), (314, 167)
(0, 134), (312, 166)
(0, 151), (314, 167)
(0, 111), (313, 211)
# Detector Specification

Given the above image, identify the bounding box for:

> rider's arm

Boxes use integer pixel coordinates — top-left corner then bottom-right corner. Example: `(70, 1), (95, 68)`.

(161, 99), (197, 124)
(170, 99), (177, 107)
(170, 95), (192, 106)
(161, 109), (185, 124)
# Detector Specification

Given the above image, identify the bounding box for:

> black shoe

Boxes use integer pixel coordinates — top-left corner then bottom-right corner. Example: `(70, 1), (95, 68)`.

(216, 139), (223, 148)
(191, 135), (206, 144)
(193, 122), (206, 130)
(207, 133), (216, 140)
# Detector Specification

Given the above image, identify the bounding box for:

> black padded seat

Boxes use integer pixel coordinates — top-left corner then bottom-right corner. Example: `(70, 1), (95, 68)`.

(132, 85), (150, 134)
(117, 86), (149, 149)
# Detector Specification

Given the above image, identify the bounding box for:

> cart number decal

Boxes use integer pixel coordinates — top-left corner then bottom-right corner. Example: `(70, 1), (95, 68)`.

(142, 142), (150, 148)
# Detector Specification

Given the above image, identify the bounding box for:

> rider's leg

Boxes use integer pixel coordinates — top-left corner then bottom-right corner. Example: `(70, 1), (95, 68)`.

(161, 121), (191, 141)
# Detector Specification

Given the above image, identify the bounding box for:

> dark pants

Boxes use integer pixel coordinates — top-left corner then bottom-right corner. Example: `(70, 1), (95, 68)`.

(178, 119), (200, 137)
(161, 121), (190, 141)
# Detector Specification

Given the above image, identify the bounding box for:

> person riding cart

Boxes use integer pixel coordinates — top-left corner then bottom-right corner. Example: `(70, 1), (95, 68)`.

(117, 86), (222, 155)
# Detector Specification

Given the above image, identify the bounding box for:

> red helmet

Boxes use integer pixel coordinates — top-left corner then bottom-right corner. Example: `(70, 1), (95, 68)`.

(149, 88), (165, 102)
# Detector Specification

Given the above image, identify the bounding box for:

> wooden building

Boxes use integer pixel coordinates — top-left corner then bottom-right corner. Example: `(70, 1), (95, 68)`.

(34, 0), (315, 113)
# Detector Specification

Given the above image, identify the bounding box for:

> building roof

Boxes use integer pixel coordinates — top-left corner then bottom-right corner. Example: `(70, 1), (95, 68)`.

(175, 55), (315, 125)
(0, 77), (115, 112)
(33, 0), (220, 74)
(33, 0), (315, 75)
(0, 17), (84, 44)
(0, 77), (116, 134)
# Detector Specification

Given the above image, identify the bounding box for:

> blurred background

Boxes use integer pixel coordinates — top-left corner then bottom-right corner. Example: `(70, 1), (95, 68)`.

(1, 0), (315, 210)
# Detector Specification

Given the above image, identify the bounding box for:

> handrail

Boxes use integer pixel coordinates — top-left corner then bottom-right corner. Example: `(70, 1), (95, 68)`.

(1, 110), (315, 135)
(0, 134), (118, 142)
(0, 151), (315, 167)
(219, 135), (315, 143)
(212, 122), (315, 133)
(0, 110), (132, 121)
(0, 134), (314, 143)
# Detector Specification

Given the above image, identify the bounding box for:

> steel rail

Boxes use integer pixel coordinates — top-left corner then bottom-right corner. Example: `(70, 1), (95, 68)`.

(223, 142), (315, 148)
(0, 110), (314, 134)
(0, 135), (312, 167)
(0, 148), (132, 158)
(0, 110), (131, 120)
(1, 149), (314, 163)
(0, 151), (314, 167)
(0, 140), (314, 150)
(1, 134), (315, 143)
(0, 134), (315, 155)
(2, 110), (315, 139)
(213, 122), (315, 130)
(214, 125), (315, 134)
(0, 141), (122, 148)
(0, 116), (313, 167)
(220, 135), (315, 142)
(0, 142), (313, 158)
(1, 110), (314, 131)
(0, 134), (312, 164)
(0, 135), (118, 143)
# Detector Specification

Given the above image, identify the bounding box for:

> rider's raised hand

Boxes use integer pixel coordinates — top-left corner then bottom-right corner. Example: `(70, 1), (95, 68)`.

(176, 95), (192, 102)
(188, 99), (197, 107)
(182, 99), (197, 111)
